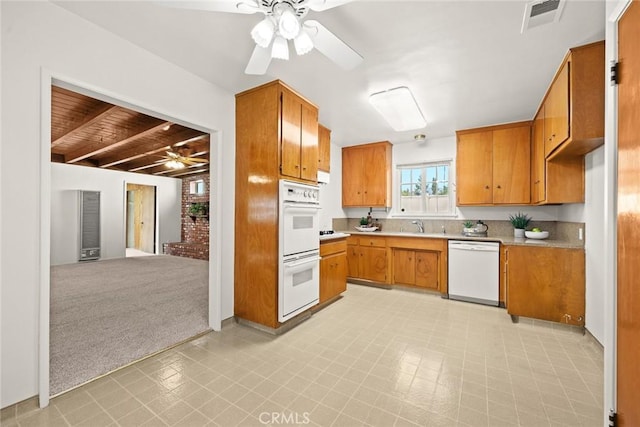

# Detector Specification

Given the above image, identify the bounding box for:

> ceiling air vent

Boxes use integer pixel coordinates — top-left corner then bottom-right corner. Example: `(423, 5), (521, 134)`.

(521, 0), (566, 33)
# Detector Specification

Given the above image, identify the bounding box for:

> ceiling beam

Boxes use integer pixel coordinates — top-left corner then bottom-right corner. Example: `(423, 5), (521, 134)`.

(51, 104), (121, 147)
(98, 132), (208, 168)
(162, 167), (210, 178)
(65, 120), (172, 163)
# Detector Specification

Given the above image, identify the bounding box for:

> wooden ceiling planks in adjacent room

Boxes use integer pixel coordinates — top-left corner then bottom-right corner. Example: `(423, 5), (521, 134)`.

(50, 86), (210, 177)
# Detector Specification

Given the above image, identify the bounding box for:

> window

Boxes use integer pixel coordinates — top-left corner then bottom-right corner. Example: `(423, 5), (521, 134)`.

(398, 161), (452, 215)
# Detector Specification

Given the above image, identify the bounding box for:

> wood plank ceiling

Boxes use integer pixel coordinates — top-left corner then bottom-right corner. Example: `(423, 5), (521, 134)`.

(51, 85), (210, 178)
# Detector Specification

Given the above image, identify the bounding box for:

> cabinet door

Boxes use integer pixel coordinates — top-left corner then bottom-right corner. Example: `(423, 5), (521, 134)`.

(318, 124), (331, 172)
(492, 125), (531, 204)
(320, 252), (346, 303)
(360, 246), (387, 282)
(342, 147), (364, 206)
(415, 251), (439, 290)
(456, 131), (493, 205)
(531, 107), (546, 203)
(393, 249), (415, 285)
(545, 63), (570, 157)
(362, 144), (389, 206)
(346, 243), (359, 277)
(506, 246), (585, 325)
(281, 90), (302, 178)
(300, 103), (318, 181)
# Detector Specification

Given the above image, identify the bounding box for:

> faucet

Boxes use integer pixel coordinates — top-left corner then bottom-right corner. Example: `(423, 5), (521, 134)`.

(411, 220), (424, 233)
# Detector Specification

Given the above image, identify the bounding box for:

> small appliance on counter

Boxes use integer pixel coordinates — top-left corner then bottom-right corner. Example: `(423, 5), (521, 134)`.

(462, 220), (489, 237)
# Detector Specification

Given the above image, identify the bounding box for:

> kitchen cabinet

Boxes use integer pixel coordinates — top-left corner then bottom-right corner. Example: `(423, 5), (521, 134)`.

(505, 245), (585, 326)
(281, 87), (319, 182)
(392, 249), (439, 290)
(542, 41), (605, 160)
(318, 124), (331, 172)
(531, 105), (585, 205)
(319, 238), (347, 304)
(342, 141), (392, 207)
(234, 80), (319, 329)
(346, 236), (387, 283)
(456, 121), (531, 206)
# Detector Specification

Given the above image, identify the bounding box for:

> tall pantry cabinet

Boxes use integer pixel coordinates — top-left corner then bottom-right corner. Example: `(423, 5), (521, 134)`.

(234, 80), (319, 329)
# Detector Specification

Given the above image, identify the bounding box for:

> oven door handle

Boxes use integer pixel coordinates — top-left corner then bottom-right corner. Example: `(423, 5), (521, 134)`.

(284, 256), (321, 269)
(283, 202), (321, 211)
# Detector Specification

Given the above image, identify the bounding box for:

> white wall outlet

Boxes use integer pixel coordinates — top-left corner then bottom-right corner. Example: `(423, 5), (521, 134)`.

(579, 228), (584, 240)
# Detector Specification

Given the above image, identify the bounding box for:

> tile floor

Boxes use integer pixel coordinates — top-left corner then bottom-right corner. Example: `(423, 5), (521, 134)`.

(2, 284), (604, 426)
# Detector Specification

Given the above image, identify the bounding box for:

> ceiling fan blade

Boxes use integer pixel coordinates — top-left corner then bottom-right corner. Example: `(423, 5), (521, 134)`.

(154, 0), (260, 14)
(181, 157), (209, 164)
(306, 0), (354, 12)
(304, 20), (363, 70)
(245, 45), (272, 75)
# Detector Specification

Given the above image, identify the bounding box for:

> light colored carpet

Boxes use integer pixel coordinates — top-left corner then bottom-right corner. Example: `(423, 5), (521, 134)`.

(50, 255), (209, 395)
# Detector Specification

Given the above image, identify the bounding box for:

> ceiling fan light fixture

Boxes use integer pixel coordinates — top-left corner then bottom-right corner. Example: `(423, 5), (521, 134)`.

(278, 9), (301, 40)
(271, 35), (289, 60)
(294, 29), (314, 55)
(250, 18), (275, 48)
(166, 160), (186, 169)
(369, 86), (427, 132)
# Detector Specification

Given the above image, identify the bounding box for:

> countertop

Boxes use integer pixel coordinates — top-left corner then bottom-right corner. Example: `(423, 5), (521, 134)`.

(342, 230), (584, 249)
(319, 232), (351, 242)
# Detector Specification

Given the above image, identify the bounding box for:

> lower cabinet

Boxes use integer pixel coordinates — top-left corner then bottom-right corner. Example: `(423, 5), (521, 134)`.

(505, 245), (585, 325)
(393, 249), (439, 290)
(319, 238), (347, 303)
(347, 236), (388, 283)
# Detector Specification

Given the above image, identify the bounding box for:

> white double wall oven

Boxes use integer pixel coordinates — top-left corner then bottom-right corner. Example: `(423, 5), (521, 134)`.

(278, 180), (321, 322)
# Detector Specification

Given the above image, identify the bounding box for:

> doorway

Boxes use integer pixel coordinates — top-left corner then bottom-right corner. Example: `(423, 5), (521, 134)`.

(126, 183), (157, 256)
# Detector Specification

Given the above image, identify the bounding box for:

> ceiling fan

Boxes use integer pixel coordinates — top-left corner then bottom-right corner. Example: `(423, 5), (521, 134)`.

(157, 0), (363, 75)
(159, 150), (209, 169)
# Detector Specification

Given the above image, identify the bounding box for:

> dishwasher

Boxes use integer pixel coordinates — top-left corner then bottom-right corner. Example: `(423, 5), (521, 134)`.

(448, 240), (499, 306)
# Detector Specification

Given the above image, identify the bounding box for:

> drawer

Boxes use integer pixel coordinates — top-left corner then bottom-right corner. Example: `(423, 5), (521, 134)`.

(359, 236), (386, 248)
(320, 239), (347, 256)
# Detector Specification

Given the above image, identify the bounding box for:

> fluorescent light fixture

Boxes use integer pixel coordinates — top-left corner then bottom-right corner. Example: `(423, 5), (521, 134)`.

(369, 86), (426, 131)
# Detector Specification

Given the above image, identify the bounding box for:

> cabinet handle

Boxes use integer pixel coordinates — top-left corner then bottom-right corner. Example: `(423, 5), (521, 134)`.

(485, 185), (490, 190)
(302, 167), (307, 170)
(496, 185), (502, 189)
(295, 165), (299, 169)
(534, 180), (540, 184)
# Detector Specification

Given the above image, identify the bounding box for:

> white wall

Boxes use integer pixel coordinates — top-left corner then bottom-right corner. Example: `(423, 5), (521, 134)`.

(558, 148), (605, 344)
(318, 142), (346, 228)
(51, 164), (181, 266)
(1, 1), (235, 407)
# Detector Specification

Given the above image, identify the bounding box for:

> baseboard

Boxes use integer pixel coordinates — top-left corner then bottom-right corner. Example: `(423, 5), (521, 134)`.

(235, 310), (313, 336)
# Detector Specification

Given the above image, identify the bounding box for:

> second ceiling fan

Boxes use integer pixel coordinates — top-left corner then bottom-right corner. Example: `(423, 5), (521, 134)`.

(159, 0), (363, 75)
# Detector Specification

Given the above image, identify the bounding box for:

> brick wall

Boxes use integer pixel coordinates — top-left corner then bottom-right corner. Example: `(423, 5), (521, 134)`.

(164, 173), (210, 260)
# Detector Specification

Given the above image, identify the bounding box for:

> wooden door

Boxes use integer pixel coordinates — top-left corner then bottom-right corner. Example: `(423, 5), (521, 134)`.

(360, 246), (387, 282)
(126, 183), (156, 254)
(362, 144), (387, 206)
(318, 124), (331, 172)
(531, 107), (546, 203)
(346, 242), (359, 278)
(393, 249), (415, 285)
(280, 89), (302, 179)
(342, 147), (363, 206)
(300, 102), (318, 181)
(415, 251), (439, 290)
(545, 63), (570, 157)
(617, 1), (640, 424)
(506, 246), (584, 325)
(492, 125), (531, 204)
(456, 131), (493, 204)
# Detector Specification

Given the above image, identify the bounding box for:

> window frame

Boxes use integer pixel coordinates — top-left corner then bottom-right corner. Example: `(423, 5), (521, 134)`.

(395, 159), (455, 217)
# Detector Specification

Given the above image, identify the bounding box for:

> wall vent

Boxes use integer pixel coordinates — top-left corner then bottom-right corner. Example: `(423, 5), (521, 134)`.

(79, 190), (101, 261)
(521, 0), (566, 33)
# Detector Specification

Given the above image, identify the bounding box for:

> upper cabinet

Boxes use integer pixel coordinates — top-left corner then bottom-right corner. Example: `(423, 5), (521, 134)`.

(318, 124), (331, 173)
(542, 41), (605, 160)
(280, 87), (319, 182)
(342, 141), (392, 208)
(456, 121), (531, 206)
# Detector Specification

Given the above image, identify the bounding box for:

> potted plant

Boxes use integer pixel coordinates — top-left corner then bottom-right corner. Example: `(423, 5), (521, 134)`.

(463, 220), (474, 234)
(508, 212), (531, 238)
(189, 202), (208, 217)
